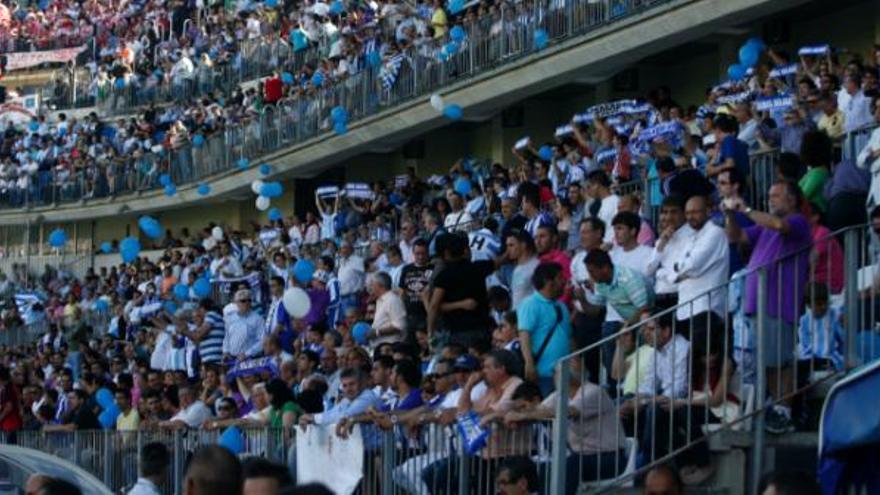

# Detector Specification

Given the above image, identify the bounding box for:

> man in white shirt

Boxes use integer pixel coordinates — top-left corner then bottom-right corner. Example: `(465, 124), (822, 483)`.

(673, 196), (729, 321)
(609, 212), (654, 279)
(735, 102), (759, 149)
(367, 272), (407, 347)
(337, 241), (365, 311)
(570, 217), (607, 378)
(209, 242), (243, 280)
(646, 195), (690, 311)
(444, 189), (474, 233)
(586, 170), (620, 245)
(398, 220), (418, 264)
(127, 442), (169, 495)
(159, 386), (212, 429)
(222, 289), (266, 361)
(838, 74), (874, 133)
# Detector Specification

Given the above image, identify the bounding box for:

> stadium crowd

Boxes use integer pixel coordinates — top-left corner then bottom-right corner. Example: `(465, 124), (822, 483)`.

(0, 30), (879, 495)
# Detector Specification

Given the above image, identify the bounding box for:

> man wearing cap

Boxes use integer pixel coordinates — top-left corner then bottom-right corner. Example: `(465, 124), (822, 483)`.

(223, 289), (265, 362)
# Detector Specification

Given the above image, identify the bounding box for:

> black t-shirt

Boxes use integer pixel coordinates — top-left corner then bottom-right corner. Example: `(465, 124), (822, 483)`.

(433, 259), (495, 333)
(69, 406), (101, 430)
(398, 263), (434, 329)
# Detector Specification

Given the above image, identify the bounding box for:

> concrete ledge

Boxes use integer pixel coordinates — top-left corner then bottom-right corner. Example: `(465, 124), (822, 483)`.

(0, 0), (812, 225)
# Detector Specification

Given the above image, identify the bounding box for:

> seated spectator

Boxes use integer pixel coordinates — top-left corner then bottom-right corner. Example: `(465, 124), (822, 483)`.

(159, 386), (212, 430)
(494, 456), (540, 495)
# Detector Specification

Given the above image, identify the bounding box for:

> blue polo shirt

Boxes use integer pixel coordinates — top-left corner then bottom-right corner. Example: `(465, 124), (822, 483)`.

(517, 292), (571, 378)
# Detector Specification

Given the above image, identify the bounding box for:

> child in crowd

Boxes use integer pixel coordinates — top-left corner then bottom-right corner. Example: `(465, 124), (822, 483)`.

(797, 282), (844, 373)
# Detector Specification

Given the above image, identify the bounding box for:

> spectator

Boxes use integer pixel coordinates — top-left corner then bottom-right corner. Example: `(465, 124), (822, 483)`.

(115, 388), (140, 431)
(570, 217), (606, 358)
(797, 282), (844, 371)
(367, 272), (407, 347)
(798, 131), (833, 213)
(674, 195), (729, 322)
(242, 458), (293, 495)
(494, 456), (539, 495)
(223, 289), (266, 361)
(299, 368), (381, 427)
(506, 230), (540, 307)
(648, 194), (688, 310)
(610, 211), (654, 277)
(182, 446), (242, 495)
(707, 114), (749, 185)
(617, 194), (656, 246)
(758, 470), (821, 495)
(127, 442), (170, 495)
(444, 190), (474, 233)
(585, 171), (619, 245)
(159, 386), (212, 430)
(0, 366), (22, 437)
(643, 464), (683, 495)
(856, 99), (880, 208)
(838, 74), (874, 133)
(517, 262), (570, 395)
(44, 390), (100, 432)
(818, 92), (845, 141)
(725, 180), (812, 434)
(398, 239), (434, 337)
(338, 241), (366, 312)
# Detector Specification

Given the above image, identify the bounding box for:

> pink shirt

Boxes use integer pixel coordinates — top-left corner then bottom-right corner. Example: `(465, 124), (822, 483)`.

(812, 225), (844, 294)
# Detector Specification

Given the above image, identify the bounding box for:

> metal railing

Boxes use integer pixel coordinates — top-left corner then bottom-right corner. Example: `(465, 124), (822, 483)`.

(548, 223), (877, 493)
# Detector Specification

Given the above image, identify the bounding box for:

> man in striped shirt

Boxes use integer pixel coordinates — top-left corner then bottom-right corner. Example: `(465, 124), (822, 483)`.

(180, 299), (225, 365)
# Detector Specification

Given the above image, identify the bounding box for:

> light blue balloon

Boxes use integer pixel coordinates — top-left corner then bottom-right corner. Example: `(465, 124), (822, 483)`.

(746, 37), (766, 52)
(448, 0), (464, 14)
(450, 25), (466, 42)
(139, 217), (162, 240)
(193, 277), (212, 298)
(260, 182), (283, 198)
(259, 164), (272, 176)
(293, 259), (315, 284)
(48, 229), (67, 248)
(268, 207), (282, 222)
(115, 78), (126, 89)
(173, 283), (190, 300)
(219, 426), (244, 455)
(193, 134), (206, 148)
(120, 237), (141, 263)
(100, 241), (113, 254)
(538, 145), (553, 162)
(163, 300), (178, 314)
(443, 104), (463, 121)
(739, 43), (760, 68)
(454, 177), (471, 197)
(331, 106), (348, 123)
(281, 72), (294, 84)
(198, 183), (211, 196)
(28, 121), (39, 132)
(441, 41), (459, 59)
(237, 158), (250, 170)
(352, 321), (371, 345)
(159, 173), (172, 186)
(96, 388), (114, 409)
(99, 404), (120, 429)
(164, 184), (177, 196)
(265, 0), (277, 7)
(311, 72), (324, 87)
(329, 0), (344, 14)
(534, 29), (548, 50)
(333, 121), (348, 135)
(291, 31), (308, 51)
(95, 299), (110, 312)
(727, 63), (746, 80)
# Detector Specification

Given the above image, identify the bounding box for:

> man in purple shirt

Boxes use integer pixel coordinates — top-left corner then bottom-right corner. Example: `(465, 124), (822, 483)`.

(724, 180), (812, 434)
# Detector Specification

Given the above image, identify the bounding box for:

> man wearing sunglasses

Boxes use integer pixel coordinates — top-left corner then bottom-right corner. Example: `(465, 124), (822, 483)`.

(223, 289), (265, 363)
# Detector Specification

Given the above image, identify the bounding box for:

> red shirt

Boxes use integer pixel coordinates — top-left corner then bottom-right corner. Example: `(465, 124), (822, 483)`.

(0, 384), (22, 432)
(264, 77), (283, 103)
(540, 249), (572, 306)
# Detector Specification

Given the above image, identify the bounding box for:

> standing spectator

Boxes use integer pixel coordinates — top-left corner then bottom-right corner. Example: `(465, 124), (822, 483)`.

(707, 114), (749, 186)
(838, 74), (874, 133)
(798, 131), (832, 213)
(857, 101), (880, 208)
(398, 221), (419, 264)
(367, 272), (407, 347)
(181, 299), (225, 365)
(338, 241), (366, 312)
(223, 289), (266, 361)
(128, 442), (169, 495)
(264, 276), (293, 350)
(444, 190), (474, 233)
(397, 239), (433, 338)
(570, 217), (606, 373)
(617, 194), (656, 246)
(316, 191), (341, 243)
(585, 171), (619, 245)
(427, 234), (494, 347)
(506, 231), (540, 307)
(422, 210), (447, 259)
(0, 367), (22, 438)
(566, 183), (588, 252)
(518, 182), (553, 239)
(535, 224), (572, 286)
(818, 93), (846, 141)
(725, 181), (812, 433)
(610, 212), (654, 277)
(115, 388), (140, 431)
(517, 262), (570, 394)
(673, 195), (729, 322)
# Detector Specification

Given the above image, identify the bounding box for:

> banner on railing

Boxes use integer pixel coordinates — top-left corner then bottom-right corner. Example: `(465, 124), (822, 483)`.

(5, 45), (88, 71)
(297, 425), (364, 494)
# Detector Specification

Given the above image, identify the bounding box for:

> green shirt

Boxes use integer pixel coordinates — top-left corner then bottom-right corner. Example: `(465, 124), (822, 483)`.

(268, 401), (303, 428)
(799, 166), (829, 212)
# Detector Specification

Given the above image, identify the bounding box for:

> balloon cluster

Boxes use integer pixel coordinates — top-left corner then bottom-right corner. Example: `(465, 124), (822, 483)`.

(96, 388), (119, 429)
(429, 93), (463, 121)
(727, 37), (765, 81)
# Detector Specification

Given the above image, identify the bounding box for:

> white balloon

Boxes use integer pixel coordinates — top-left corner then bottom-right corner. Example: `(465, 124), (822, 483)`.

(430, 94), (444, 112)
(256, 195), (270, 211)
(282, 287), (311, 319)
(251, 179), (264, 195)
(211, 226), (224, 240)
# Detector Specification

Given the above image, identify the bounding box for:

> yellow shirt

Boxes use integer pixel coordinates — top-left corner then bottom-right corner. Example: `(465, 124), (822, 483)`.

(622, 345), (654, 396)
(432, 8), (448, 38)
(116, 409), (140, 431)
